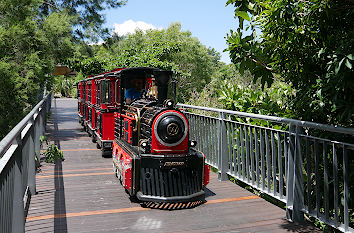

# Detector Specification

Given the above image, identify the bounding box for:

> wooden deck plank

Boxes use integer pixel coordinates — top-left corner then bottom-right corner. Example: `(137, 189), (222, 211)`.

(25, 98), (321, 233)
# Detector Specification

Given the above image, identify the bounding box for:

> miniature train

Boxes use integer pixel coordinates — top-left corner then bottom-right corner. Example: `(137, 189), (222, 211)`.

(77, 67), (210, 202)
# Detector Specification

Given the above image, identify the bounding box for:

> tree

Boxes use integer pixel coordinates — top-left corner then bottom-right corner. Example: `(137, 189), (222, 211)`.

(39, 0), (126, 40)
(225, 0), (354, 127)
(0, 0), (75, 139)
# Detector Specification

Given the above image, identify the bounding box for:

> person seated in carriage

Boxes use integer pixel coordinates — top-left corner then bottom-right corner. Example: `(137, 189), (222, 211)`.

(125, 78), (145, 103)
(125, 77), (158, 103)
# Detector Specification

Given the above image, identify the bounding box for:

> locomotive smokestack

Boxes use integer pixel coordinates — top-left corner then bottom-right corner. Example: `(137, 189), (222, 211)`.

(154, 70), (172, 104)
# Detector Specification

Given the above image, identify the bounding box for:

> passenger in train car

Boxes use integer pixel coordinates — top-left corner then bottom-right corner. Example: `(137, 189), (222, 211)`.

(125, 78), (145, 103)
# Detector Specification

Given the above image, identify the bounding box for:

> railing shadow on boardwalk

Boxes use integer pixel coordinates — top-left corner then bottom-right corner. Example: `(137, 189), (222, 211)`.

(53, 98), (68, 233)
(53, 159), (68, 233)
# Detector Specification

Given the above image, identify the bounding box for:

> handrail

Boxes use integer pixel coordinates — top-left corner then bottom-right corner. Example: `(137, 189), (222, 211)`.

(0, 93), (52, 233)
(0, 96), (46, 163)
(177, 103), (354, 135)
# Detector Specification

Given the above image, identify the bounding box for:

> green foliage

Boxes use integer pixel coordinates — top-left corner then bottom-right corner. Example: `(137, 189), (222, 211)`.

(44, 144), (64, 163)
(0, 0), (77, 139)
(39, 0), (126, 40)
(40, 135), (49, 148)
(0, 62), (25, 139)
(70, 23), (221, 102)
(218, 80), (294, 129)
(226, 0), (354, 127)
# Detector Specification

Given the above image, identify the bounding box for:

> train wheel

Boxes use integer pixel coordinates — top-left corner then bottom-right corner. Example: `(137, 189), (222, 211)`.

(96, 142), (101, 149)
(101, 150), (112, 158)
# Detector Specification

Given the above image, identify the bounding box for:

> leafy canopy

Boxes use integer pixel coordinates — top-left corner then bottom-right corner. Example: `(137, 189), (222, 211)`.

(225, 0), (354, 126)
(39, 0), (126, 40)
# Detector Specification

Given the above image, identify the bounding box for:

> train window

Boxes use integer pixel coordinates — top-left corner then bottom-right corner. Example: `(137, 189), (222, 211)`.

(101, 80), (107, 104)
(101, 79), (113, 105)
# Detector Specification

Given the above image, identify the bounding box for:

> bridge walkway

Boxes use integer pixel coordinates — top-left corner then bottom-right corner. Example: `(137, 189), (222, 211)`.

(25, 98), (320, 233)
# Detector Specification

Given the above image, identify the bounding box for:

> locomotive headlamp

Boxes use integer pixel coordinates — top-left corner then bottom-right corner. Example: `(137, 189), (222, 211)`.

(141, 141), (147, 148)
(189, 140), (197, 147)
(154, 112), (188, 147)
(163, 99), (174, 109)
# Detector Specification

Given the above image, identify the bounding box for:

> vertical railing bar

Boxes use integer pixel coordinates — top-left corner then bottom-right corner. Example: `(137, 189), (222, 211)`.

(332, 143), (338, 227)
(198, 115), (203, 153)
(292, 125), (304, 222)
(314, 139), (320, 218)
(204, 116), (210, 164)
(213, 118), (218, 166)
(286, 124), (295, 221)
(305, 137), (311, 213)
(284, 131), (288, 188)
(206, 117), (211, 164)
(226, 121), (231, 173)
(240, 125), (245, 179)
(231, 122), (236, 175)
(203, 116), (206, 156)
(250, 126), (255, 185)
(212, 117), (217, 166)
(278, 131), (283, 199)
(271, 131), (277, 196)
(210, 117), (215, 165)
(323, 141), (329, 221)
(255, 127), (260, 188)
(245, 125), (250, 183)
(343, 145), (349, 232)
(265, 129), (271, 193)
(194, 115), (199, 151)
(236, 124), (241, 177)
(260, 128), (265, 191)
(200, 115), (204, 154)
(207, 117), (212, 164)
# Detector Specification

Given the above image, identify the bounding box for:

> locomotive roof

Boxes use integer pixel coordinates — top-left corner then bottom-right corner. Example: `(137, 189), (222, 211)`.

(116, 67), (172, 87)
(115, 67), (166, 77)
(78, 67), (172, 85)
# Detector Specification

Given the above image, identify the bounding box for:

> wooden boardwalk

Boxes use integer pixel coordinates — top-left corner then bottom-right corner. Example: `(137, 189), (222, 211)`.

(25, 98), (321, 233)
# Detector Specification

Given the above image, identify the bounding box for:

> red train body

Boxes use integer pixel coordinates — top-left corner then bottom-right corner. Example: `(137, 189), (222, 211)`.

(77, 67), (209, 203)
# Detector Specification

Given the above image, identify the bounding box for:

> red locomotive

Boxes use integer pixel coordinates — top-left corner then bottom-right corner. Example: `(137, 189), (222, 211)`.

(77, 67), (210, 202)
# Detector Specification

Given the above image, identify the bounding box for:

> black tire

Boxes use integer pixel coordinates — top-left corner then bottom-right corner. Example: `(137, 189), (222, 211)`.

(91, 136), (96, 143)
(102, 150), (112, 158)
(129, 195), (139, 203)
(96, 142), (101, 149)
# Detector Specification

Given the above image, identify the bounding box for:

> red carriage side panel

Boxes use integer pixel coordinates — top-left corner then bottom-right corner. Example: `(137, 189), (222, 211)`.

(102, 112), (115, 140)
(112, 140), (132, 192)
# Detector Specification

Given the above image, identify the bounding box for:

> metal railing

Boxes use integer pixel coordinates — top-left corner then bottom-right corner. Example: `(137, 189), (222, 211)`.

(178, 103), (354, 233)
(0, 93), (52, 233)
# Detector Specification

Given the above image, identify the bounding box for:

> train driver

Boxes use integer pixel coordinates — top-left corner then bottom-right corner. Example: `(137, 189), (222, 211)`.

(125, 78), (145, 104)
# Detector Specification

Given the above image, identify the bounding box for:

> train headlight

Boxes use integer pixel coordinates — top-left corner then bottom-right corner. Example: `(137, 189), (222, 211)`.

(154, 112), (188, 146)
(189, 140), (197, 147)
(163, 99), (174, 109)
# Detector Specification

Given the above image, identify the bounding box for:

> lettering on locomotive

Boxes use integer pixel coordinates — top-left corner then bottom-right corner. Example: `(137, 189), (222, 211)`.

(163, 161), (185, 167)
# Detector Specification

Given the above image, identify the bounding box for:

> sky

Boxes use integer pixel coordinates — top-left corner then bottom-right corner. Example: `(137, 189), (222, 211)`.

(103, 0), (239, 64)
